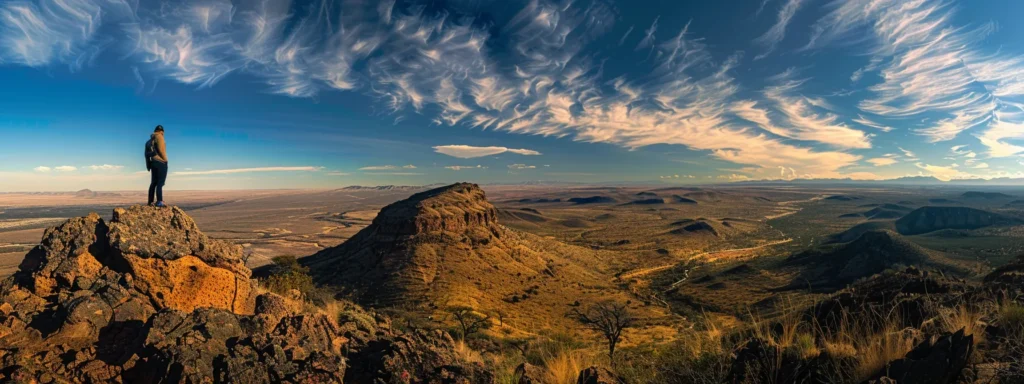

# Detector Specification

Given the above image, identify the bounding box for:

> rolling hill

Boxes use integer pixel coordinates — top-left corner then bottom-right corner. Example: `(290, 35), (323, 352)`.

(782, 230), (935, 292)
(895, 206), (1022, 235)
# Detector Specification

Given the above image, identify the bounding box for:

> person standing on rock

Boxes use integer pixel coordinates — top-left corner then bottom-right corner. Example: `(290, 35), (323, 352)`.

(145, 125), (169, 207)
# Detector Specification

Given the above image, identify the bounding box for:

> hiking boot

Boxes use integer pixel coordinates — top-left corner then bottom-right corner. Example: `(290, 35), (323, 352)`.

(155, 202), (167, 208)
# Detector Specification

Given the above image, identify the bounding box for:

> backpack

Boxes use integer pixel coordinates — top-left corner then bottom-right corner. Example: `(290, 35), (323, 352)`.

(144, 138), (156, 165)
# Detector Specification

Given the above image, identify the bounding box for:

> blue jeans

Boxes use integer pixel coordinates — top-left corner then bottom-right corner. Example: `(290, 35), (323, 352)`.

(148, 161), (167, 204)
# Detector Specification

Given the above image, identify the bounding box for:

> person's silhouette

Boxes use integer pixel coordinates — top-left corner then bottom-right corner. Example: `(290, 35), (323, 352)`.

(145, 125), (168, 207)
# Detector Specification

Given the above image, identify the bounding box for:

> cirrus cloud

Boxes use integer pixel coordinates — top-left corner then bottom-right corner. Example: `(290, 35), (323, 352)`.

(359, 165), (417, 171)
(433, 145), (542, 159)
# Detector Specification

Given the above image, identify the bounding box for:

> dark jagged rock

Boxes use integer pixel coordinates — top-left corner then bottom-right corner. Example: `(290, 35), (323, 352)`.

(515, 362), (546, 383)
(806, 267), (972, 331)
(864, 329), (974, 384)
(576, 366), (621, 384)
(728, 338), (856, 384)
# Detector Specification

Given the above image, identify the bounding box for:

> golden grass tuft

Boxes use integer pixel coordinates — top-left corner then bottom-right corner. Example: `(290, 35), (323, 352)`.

(542, 350), (590, 384)
(940, 302), (986, 343)
(453, 339), (485, 365)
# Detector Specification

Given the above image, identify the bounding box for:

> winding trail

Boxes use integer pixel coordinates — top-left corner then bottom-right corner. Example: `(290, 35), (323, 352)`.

(618, 238), (793, 281)
(619, 194), (826, 282)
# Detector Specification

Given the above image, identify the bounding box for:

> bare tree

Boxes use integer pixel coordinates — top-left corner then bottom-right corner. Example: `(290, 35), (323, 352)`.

(448, 306), (492, 339)
(572, 301), (634, 364)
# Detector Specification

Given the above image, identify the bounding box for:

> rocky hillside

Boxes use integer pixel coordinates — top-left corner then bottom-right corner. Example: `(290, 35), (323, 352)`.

(782, 230), (936, 292)
(302, 183), (662, 331)
(0, 206), (492, 383)
(895, 206), (1021, 235)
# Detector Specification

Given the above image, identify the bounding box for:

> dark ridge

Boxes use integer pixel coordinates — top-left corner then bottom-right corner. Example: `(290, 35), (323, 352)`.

(568, 196), (616, 204)
(825, 195), (859, 201)
(636, 191), (659, 197)
(670, 221), (719, 236)
(826, 221), (897, 244)
(626, 198), (665, 205)
(962, 191), (1014, 199)
(670, 195), (698, 204)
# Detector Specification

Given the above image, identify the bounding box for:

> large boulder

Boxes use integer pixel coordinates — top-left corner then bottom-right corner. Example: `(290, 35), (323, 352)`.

(576, 366), (621, 384)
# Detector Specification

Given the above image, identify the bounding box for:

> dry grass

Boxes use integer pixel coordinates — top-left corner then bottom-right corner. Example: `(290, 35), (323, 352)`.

(454, 339), (485, 365)
(1000, 302), (1024, 337)
(940, 302), (986, 343)
(542, 350), (591, 384)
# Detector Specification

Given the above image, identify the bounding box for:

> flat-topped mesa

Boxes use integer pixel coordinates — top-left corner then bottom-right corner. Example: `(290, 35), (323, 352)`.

(371, 182), (498, 236)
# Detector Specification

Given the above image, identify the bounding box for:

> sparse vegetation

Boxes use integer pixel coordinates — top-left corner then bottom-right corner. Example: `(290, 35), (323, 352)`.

(572, 301), (634, 365)
(262, 255), (315, 295)
(449, 306), (493, 339)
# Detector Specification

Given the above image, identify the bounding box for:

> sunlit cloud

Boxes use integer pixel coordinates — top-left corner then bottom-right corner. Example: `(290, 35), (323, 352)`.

(88, 164), (124, 171)
(507, 164), (536, 170)
(173, 166), (321, 176)
(33, 166), (51, 173)
(359, 165), (417, 171)
(433, 145), (541, 159)
(866, 157), (897, 167)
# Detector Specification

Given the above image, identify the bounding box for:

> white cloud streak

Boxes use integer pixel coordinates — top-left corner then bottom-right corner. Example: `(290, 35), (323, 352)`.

(753, 0), (804, 60)
(433, 145), (541, 159)
(806, 0), (1024, 151)
(88, 164), (124, 171)
(445, 165), (487, 171)
(359, 165), (417, 171)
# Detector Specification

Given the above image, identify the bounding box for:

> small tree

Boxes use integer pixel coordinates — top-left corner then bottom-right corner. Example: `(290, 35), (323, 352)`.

(448, 306), (492, 339)
(573, 301), (634, 364)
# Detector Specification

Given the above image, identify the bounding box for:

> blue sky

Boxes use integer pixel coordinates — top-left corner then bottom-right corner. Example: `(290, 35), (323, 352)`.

(1, 0), (1023, 191)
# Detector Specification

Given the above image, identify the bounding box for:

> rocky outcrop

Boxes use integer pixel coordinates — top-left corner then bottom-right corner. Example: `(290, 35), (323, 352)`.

(575, 366), (621, 384)
(0, 206), (492, 383)
(865, 329), (974, 384)
(895, 206), (1021, 235)
(515, 362), (546, 383)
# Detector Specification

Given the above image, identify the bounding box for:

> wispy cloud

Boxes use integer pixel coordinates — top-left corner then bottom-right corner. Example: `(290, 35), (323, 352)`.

(753, 0), (804, 60)
(433, 145), (541, 159)
(173, 166), (320, 176)
(866, 157), (897, 167)
(359, 165), (417, 171)
(445, 165), (488, 171)
(88, 164), (124, 171)
(33, 166), (51, 173)
(805, 0), (1024, 147)
(507, 164), (536, 170)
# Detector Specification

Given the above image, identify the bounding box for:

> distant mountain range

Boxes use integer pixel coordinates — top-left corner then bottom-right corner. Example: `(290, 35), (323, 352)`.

(734, 176), (1024, 187)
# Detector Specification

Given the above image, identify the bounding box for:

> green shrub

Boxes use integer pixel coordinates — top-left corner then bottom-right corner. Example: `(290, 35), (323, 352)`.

(1001, 303), (1024, 336)
(263, 256), (315, 296)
